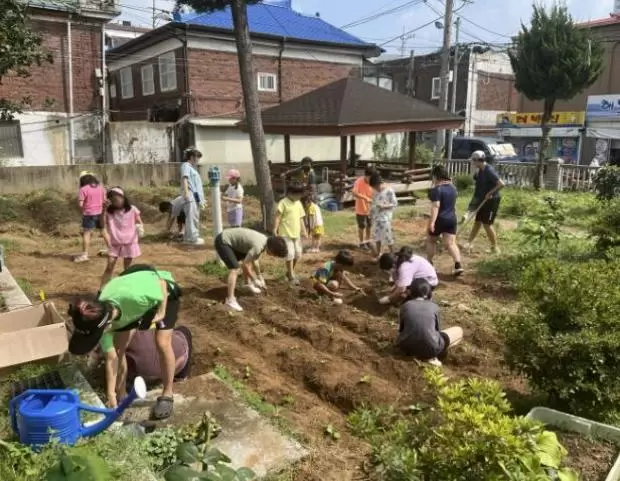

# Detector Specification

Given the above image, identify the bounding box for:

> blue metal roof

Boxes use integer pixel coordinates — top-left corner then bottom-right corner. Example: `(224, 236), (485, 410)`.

(175, 3), (373, 49)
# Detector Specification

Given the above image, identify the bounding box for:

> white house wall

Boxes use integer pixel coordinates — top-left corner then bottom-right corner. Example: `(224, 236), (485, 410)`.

(108, 121), (173, 163)
(194, 126), (375, 165)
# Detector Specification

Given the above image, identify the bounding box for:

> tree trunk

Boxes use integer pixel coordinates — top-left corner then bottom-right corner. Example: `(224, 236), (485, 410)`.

(231, 0), (276, 232)
(537, 98), (555, 190)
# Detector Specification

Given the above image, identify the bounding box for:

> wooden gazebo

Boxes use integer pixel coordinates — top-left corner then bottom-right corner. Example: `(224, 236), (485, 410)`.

(239, 76), (464, 173)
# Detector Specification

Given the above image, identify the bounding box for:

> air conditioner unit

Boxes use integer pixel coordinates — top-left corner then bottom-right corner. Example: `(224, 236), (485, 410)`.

(95, 68), (102, 78)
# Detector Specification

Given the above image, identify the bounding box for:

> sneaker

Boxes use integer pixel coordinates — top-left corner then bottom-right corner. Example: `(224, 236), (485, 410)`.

(490, 246), (501, 255)
(289, 276), (300, 286)
(333, 297), (343, 305)
(246, 283), (262, 295)
(184, 238), (205, 246)
(453, 266), (464, 277)
(427, 358), (442, 367)
(73, 253), (89, 263)
(225, 298), (243, 312)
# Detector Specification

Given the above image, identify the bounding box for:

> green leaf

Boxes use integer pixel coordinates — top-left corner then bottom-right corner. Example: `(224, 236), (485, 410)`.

(535, 431), (564, 468)
(203, 448), (232, 466)
(164, 464), (204, 481)
(557, 467), (579, 481)
(177, 442), (201, 464)
(235, 467), (256, 480)
(214, 464), (238, 481)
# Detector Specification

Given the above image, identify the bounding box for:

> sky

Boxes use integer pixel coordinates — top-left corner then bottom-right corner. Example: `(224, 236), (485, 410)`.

(117, 0), (616, 55)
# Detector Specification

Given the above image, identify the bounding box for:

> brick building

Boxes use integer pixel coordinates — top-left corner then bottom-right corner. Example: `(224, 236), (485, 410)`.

(0, 0), (118, 166)
(374, 48), (517, 137)
(106, 2), (380, 165)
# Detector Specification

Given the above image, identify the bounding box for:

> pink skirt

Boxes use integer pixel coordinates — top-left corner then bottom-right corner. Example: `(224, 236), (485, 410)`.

(108, 242), (141, 259)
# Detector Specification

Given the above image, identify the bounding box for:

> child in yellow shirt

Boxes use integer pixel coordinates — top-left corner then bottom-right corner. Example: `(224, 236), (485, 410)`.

(302, 195), (324, 253)
(274, 185), (307, 285)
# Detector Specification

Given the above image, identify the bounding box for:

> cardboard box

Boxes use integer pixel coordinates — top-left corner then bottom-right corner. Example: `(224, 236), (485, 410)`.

(0, 302), (68, 373)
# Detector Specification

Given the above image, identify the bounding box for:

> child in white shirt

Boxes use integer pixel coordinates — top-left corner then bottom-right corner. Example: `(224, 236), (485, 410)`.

(222, 169), (244, 227)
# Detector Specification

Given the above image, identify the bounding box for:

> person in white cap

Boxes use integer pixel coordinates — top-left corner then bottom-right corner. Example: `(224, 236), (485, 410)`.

(464, 151), (505, 254)
(222, 169), (244, 227)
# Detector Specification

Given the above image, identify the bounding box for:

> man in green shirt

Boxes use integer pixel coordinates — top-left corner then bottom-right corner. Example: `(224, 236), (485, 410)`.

(68, 265), (181, 419)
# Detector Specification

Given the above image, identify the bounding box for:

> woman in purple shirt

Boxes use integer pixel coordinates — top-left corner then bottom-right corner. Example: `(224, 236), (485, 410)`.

(378, 246), (438, 305)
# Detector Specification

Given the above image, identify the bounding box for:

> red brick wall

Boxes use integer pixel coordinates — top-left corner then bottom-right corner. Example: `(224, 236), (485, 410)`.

(187, 49), (354, 116)
(0, 18), (102, 113)
(476, 71), (518, 111)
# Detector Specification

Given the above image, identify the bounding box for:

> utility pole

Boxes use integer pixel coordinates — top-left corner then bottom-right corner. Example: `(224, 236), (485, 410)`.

(152, 0), (156, 28)
(400, 26), (415, 57)
(436, 0), (454, 159)
(446, 16), (460, 161)
(406, 49), (415, 97)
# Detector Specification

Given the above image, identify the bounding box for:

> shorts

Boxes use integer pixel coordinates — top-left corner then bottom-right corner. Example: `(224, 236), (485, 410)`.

(356, 214), (371, 230)
(176, 211), (186, 230)
(311, 225), (324, 237)
(284, 237), (302, 261)
(82, 215), (103, 230)
(108, 243), (141, 259)
(430, 217), (457, 236)
(374, 220), (394, 245)
(214, 233), (246, 270)
(475, 198), (501, 225)
(116, 291), (181, 332)
(175, 326), (193, 380)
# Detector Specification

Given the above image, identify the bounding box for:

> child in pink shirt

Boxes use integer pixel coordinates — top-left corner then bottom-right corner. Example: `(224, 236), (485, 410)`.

(101, 187), (144, 288)
(75, 172), (109, 263)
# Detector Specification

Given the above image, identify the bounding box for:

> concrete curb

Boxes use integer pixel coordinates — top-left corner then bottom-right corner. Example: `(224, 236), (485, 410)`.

(0, 267), (32, 311)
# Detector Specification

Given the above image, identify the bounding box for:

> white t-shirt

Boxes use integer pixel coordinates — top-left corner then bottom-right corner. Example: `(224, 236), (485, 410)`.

(170, 196), (185, 218)
(225, 184), (244, 212)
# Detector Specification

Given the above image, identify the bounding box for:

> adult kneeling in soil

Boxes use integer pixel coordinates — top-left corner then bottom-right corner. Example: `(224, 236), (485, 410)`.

(396, 278), (463, 367)
(378, 247), (438, 305)
(68, 265), (181, 420)
(100, 327), (193, 392)
(214, 227), (288, 312)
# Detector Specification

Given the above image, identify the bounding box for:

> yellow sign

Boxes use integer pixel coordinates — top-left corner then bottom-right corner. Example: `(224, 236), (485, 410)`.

(496, 111), (585, 127)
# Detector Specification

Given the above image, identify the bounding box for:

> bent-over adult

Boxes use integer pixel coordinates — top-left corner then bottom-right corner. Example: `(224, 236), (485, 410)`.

(214, 227), (288, 312)
(68, 264), (181, 419)
(396, 278), (463, 367)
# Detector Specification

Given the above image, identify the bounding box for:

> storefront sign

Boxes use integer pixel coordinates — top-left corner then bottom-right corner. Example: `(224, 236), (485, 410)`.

(496, 111), (585, 127)
(586, 95), (620, 120)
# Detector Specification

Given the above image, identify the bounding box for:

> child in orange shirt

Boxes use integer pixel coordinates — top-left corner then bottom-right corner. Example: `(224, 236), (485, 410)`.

(352, 167), (375, 250)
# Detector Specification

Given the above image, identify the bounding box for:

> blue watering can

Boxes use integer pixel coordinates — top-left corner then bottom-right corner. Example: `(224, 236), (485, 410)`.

(9, 377), (147, 448)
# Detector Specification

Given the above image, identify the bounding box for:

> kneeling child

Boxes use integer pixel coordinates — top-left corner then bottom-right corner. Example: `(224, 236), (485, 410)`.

(312, 250), (363, 304)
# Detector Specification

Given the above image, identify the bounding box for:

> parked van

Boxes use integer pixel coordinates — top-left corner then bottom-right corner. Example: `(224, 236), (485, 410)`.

(452, 136), (519, 162)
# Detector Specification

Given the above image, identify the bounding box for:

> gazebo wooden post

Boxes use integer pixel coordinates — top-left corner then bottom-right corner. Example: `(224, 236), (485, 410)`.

(408, 131), (416, 170)
(340, 135), (348, 174)
(349, 135), (356, 168)
(284, 134), (291, 164)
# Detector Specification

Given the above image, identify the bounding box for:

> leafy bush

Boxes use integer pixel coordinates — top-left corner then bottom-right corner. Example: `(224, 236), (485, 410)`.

(593, 165), (620, 200)
(453, 174), (474, 191)
(347, 369), (577, 481)
(589, 196), (620, 255)
(501, 189), (538, 217)
(500, 257), (620, 420)
(164, 443), (254, 481)
(517, 196), (566, 248)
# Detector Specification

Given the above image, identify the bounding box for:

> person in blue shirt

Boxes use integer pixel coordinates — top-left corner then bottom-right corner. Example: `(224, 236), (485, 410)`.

(426, 165), (463, 276)
(180, 147), (206, 245)
(464, 151), (505, 254)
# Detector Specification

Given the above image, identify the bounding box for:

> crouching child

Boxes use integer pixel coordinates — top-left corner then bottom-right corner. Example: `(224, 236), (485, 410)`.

(312, 250), (363, 304)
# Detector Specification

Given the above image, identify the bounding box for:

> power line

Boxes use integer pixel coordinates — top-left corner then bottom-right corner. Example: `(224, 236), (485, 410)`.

(340, 0), (424, 30)
(458, 12), (514, 39)
(378, 17), (445, 46)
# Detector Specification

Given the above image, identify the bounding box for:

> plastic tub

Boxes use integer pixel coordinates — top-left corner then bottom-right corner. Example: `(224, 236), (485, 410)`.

(527, 407), (620, 481)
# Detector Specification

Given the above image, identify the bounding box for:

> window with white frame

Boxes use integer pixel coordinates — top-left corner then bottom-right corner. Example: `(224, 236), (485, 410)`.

(431, 77), (441, 100)
(257, 73), (277, 92)
(120, 67), (134, 99)
(158, 52), (177, 92)
(141, 64), (155, 96)
(109, 83), (117, 99)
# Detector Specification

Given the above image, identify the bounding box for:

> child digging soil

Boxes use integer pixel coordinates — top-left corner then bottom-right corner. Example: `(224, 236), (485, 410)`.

(312, 250), (363, 304)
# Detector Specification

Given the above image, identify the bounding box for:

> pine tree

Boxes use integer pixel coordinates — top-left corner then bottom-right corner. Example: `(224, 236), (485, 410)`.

(174, 0), (276, 231)
(0, 0), (52, 120)
(509, 4), (604, 189)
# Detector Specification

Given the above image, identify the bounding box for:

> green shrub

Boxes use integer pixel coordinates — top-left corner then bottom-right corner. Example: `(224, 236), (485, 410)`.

(500, 257), (620, 420)
(501, 189), (538, 217)
(517, 196), (566, 248)
(593, 165), (620, 200)
(347, 369), (577, 481)
(590, 197), (620, 254)
(453, 174), (474, 191)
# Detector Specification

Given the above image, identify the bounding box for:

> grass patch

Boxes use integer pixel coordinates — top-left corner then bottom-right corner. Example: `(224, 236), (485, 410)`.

(199, 260), (229, 278)
(213, 364), (297, 438)
(0, 197), (23, 224)
(322, 210), (356, 235)
(15, 278), (32, 298)
(0, 238), (20, 254)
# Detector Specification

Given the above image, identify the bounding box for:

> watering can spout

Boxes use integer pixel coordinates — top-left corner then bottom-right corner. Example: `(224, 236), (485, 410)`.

(80, 377), (147, 438)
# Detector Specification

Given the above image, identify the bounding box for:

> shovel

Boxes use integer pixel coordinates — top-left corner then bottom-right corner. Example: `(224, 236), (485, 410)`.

(460, 198), (488, 228)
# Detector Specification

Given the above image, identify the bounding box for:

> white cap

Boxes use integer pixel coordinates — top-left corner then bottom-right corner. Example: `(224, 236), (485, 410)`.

(470, 150), (486, 161)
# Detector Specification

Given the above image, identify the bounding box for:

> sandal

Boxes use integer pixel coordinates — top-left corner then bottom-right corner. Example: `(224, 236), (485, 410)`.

(152, 395), (174, 420)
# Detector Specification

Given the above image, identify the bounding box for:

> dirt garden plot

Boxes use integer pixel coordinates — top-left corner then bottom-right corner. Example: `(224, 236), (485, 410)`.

(0, 192), (526, 481)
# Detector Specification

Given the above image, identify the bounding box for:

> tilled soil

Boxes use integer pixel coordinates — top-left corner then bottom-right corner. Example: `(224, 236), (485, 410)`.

(556, 431), (618, 481)
(1, 204), (523, 480)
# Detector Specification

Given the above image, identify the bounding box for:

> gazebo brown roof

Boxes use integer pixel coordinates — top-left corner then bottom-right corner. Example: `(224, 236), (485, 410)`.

(239, 76), (464, 136)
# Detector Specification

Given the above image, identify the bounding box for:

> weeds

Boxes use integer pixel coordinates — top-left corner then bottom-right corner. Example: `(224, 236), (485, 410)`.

(199, 261), (229, 278)
(15, 278), (32, 297)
